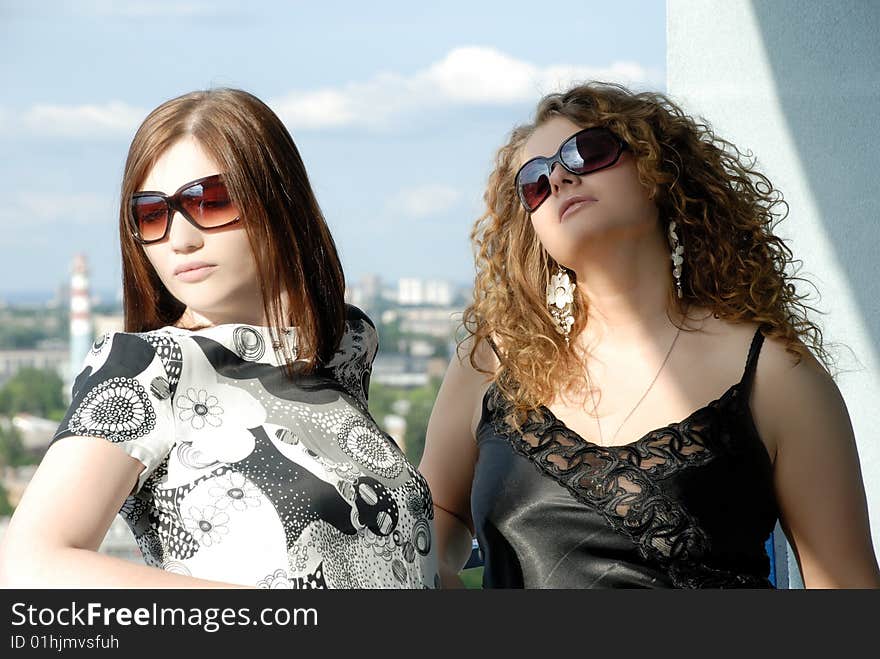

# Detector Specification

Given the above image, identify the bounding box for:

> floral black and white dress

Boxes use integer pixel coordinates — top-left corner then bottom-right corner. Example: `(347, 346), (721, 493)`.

(51, 305), (439, 589)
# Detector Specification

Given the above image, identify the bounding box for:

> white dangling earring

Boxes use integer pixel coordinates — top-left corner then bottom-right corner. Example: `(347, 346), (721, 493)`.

(546, 266), (576, 345)
(668, 221), (684, 299)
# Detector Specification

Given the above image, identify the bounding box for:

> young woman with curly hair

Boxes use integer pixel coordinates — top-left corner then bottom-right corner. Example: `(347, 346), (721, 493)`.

(419, 81), (879, 589)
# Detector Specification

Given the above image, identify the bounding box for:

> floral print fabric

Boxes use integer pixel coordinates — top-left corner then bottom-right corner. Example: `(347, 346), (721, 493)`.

(52, 305), (439, 589)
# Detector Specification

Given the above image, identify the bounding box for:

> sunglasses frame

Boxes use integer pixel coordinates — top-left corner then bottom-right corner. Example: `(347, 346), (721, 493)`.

(129, 173), (240, 245)
(515, 126), (627, 213)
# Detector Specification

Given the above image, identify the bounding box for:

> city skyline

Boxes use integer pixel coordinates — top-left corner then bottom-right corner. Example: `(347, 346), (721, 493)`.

(0, 269), (475, 307)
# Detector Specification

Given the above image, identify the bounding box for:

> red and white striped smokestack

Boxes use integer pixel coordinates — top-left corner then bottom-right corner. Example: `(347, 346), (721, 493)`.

(64, 254), (94, 403)
(70, 253), (91, 337)
(68, 253), (94, 387)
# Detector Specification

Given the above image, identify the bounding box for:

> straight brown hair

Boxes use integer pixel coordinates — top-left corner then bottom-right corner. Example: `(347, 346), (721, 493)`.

(119, 88), (346, 372)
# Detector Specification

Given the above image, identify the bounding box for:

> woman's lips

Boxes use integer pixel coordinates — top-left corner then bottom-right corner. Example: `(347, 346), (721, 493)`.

(560, 198), (598, 221)
(174, 265), (218, 283)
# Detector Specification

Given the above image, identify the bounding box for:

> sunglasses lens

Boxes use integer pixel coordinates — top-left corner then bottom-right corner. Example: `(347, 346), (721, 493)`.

(518, 161), (551, 211)
(180, 177), (238, 228)
(562, 129), (621, 174)
(131, 196), (169, 243)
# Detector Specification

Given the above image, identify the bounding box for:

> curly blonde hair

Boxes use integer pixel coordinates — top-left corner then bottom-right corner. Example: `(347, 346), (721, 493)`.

(461, 81), (829, 427)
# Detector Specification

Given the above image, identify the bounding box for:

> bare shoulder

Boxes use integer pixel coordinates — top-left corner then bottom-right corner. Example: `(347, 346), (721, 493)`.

(452, 332), (501, 376)
(749, 328), (849, 458)
(446, 333), (500, 434)
(686, 313), (844, 459)
(686, 310), (820, 383)
(752, 329), (836, 401)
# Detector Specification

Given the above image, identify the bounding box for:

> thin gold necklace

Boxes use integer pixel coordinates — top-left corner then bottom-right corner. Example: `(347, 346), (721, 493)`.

(586, 325), (682, 446)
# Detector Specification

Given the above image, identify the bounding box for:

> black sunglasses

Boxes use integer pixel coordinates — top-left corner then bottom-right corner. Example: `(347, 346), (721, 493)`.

(129, 173), (240, 245)
(515, 127), (627, 212)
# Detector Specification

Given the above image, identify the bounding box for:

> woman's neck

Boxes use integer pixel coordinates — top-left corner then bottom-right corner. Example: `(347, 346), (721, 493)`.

(174, 307), (253, 329)
(175, 292), (289, 330)
(571, 222), (678, 346)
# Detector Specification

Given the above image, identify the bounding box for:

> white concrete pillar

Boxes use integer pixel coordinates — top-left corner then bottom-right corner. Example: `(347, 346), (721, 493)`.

(667, 0), (880, 586)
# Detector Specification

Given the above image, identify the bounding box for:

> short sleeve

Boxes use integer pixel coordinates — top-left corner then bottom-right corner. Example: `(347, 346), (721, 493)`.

(323, 305), (378, 410)
(51, 331), (177, 494)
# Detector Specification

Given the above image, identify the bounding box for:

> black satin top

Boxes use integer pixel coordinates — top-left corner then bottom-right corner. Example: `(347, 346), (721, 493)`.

(472, 327), (778, 588)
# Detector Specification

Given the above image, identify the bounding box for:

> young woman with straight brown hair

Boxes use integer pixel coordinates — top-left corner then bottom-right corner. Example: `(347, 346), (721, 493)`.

(0, 88), (439, 589)
(420, 81), (879, 589)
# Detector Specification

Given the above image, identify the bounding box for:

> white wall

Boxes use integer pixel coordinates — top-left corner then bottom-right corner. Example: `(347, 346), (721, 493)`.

(667, 0), (880, 583)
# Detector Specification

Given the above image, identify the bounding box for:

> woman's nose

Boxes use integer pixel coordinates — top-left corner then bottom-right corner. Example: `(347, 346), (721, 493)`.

(549, 162), (578, 193)
(167, 211), (204, 253)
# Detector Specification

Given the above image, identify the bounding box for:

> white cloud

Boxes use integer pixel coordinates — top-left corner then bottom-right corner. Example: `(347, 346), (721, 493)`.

(22, 101), (146, 139)
(387, 185), (463, 219)
(272, 71), (412, 131)
(272, 88), (359, 130)
(415, 47), (540, 104)
(412, 47), (656, 104)
(272, 46), (658, 130)
(4, 46), (657, 138)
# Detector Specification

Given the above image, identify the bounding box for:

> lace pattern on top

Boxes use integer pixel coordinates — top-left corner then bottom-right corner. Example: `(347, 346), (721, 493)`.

(485, 381), (772, 588)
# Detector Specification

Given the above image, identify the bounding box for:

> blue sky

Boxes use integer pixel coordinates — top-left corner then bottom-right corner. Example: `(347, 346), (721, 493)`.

(0, 0), (665, 301)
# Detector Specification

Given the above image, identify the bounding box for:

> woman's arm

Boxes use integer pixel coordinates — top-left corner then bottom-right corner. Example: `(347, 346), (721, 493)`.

(419, 336), (498, 588)
(0, 437), (250, 588)
(754, 339), (880, 588)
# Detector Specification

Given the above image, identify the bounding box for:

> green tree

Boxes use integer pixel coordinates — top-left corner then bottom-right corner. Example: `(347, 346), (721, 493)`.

(0, 325), (51, 349)
(0, 481), (13, 516)
(0, 423), (37, 468)
(376, 318), (406, 355)
(0, 306), (68, 348)
(403, 377), (442, 465)
(0, 367), (67, 420)
(368, 378), (443, 464)
(367, 381), (398, 424)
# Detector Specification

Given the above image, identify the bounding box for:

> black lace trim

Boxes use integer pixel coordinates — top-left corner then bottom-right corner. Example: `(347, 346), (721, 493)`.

(486, 385), (772, 588)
